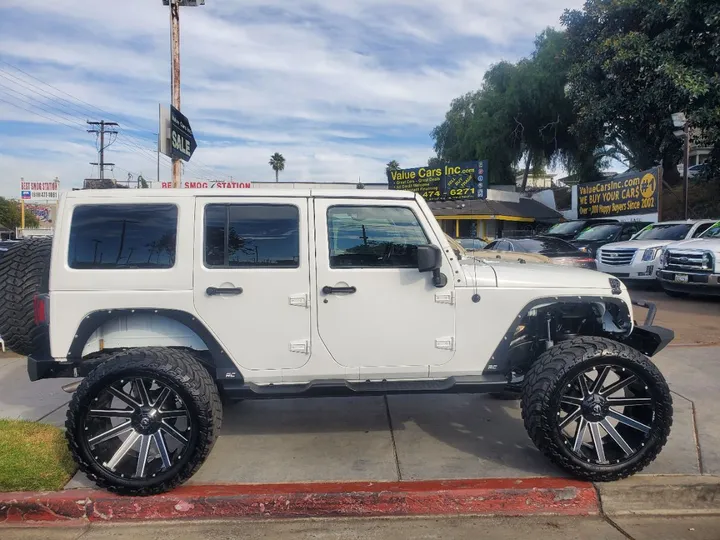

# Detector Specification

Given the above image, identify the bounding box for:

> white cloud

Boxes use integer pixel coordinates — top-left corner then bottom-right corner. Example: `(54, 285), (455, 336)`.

(0, 0), (584, 197)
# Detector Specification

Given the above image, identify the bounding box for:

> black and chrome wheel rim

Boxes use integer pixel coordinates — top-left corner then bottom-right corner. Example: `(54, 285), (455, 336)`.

(556, 364), (655, 466)
(81, 377), (194, 480)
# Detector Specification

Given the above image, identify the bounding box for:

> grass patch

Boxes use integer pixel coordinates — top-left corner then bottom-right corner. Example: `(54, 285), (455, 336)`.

(0, 419), (76, 492)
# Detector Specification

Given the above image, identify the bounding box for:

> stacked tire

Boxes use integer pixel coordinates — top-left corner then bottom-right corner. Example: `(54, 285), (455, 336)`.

(0, 237), (52, 356)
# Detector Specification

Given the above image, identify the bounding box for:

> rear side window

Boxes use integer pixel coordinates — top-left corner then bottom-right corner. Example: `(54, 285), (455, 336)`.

(204, 204), (299, 268)
(69, 204), (177, 269)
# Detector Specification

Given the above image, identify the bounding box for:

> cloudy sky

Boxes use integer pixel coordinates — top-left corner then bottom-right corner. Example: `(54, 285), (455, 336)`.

(0, 0), (584, 197)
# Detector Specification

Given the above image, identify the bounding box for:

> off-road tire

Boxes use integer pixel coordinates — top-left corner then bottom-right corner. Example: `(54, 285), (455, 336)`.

(66, 348), (222, 495)
(0, 237), (52, 356)
(521, 336), (672, 481)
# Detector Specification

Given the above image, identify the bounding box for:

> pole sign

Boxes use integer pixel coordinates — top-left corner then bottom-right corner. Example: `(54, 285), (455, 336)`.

(170, 105), (197, 162)
(387, 160), (487, 201)
(577, 167), (660, 218)
(20, 179), (59, 201)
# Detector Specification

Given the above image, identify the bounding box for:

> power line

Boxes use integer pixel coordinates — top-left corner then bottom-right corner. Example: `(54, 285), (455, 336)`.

(0, 60), (230, 180)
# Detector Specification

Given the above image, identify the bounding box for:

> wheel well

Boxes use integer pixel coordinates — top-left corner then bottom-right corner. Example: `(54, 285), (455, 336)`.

(486, 296), (632, 377)
(67, 309), (241, 380)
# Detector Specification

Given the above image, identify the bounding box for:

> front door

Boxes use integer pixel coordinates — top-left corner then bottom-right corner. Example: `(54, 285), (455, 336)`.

(193, 197), (312, 371)
(314, 199), (456, 370)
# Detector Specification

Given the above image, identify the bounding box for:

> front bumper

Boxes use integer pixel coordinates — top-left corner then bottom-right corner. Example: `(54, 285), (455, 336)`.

(596, 259), (659, 280)
(658, 270), (720, 296)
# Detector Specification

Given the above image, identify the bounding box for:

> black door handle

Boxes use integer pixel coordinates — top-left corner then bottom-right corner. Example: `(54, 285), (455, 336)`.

(322, 285), (357, 294)
(206, 286), (243, 296)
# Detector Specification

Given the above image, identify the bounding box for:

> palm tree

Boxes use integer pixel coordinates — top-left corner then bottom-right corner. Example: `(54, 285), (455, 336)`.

(269, 153), (286, 183)
(386, 160), (401, 175)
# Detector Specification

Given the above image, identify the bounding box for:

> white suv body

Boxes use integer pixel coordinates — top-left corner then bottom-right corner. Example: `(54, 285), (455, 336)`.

(658, 222), (720, 296)
(45, 188), (631, 384)
(596, 220), (717, 281)
(5, 188), (675, 494)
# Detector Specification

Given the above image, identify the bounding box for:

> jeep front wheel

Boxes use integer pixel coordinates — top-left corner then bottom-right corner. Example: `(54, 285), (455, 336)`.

(521, 337), (672, 481)
(66, 348), (222, 495)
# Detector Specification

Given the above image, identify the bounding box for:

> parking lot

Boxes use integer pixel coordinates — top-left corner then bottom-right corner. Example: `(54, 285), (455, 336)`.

(628, 287), (720, 346)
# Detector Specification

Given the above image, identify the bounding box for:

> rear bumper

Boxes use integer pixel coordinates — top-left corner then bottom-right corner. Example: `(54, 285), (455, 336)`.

(27, 355), (101, 382)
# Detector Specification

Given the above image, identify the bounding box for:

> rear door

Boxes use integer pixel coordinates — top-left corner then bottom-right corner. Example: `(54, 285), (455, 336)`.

(193, 197), (312, 371)
(313, 198), (456, 372)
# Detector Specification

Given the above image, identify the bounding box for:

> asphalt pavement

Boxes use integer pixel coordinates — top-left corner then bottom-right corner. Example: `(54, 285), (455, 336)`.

(3, 515), (720, 540)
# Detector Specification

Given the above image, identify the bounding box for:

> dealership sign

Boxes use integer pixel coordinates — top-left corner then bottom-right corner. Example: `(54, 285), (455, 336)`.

(387, 160), (488, 201)
(577, 168), (660, 219)
(21, 179), (59, 201)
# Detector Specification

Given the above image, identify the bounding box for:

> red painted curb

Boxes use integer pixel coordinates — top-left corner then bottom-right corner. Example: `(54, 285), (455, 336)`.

(0, 478), (599, 523)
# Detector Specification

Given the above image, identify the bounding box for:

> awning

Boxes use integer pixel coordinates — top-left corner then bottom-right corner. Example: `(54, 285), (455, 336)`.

(427, 198), (562, 223)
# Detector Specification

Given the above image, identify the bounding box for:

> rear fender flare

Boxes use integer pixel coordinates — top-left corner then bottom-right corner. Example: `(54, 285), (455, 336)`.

(67, 308), (242, 381)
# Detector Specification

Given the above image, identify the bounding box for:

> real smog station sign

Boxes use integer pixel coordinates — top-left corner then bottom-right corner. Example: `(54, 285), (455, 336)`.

(577, 167), (660, 218)
(387, 161), (488, 201)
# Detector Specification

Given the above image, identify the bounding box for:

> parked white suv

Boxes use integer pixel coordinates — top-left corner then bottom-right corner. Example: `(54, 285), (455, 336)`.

(596, 220), (717, 281)
(0, 189), (674, 495)
(658, 221), (720, 297)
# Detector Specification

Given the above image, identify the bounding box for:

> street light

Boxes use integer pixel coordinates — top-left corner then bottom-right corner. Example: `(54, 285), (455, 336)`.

(671, 112), (691, 220)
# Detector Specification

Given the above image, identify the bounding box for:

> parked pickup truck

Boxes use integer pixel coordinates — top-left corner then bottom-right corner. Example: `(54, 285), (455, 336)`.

(658, 221), (720, 297)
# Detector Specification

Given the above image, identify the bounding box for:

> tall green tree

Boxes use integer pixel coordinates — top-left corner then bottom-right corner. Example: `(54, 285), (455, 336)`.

(385, 160), (401, 175)
(269, 152), (286, 183)
(562, 0), (720, 183)
(432, 29), (603, 188)
(0, 198), (40, 229)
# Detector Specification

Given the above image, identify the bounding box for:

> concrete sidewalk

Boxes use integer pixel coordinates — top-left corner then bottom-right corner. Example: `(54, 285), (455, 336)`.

(1, 346), (716, 487)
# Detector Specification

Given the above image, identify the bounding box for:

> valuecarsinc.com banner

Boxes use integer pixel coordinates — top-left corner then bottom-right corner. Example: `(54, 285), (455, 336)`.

(577, 168), (660, 218)
(387, 161), (488, 201)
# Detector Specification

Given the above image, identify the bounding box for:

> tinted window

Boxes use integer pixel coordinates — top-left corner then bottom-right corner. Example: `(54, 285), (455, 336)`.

(205, 205), (299, 268)
(327, 206), (428, 268)
(575, 224), (621, 241)
(692, 223), (714, 237)
(69, 204), (177, 269)
(633, 224), (692, 241)
(511, 237), (579, 254)
(546, 222), (586, 236)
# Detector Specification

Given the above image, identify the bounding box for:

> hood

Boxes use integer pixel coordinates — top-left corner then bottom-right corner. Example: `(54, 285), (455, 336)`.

(599, 239), (677, 251)
(664, 238), (720, 254)
(483, 259), (617, 289)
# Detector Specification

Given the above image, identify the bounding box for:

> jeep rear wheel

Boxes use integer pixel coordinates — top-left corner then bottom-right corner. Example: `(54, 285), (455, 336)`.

(521, 336), (672, 481)
(66, 348), (222, 495)
(0, 237), (52, 356)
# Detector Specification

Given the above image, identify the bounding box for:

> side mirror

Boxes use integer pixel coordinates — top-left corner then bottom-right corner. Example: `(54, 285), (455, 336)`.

(417, 244), (442, 272)
(417, 245), (447, 288)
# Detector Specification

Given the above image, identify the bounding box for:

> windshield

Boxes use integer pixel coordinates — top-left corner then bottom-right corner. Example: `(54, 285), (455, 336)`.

(546, 222), (585, 236)
(633, 224), (692, 241)
(511, 237), (579, 255)
(574, 224), (621, 241)
(701, 223), (720, 239)
(458, 238), (487, 250)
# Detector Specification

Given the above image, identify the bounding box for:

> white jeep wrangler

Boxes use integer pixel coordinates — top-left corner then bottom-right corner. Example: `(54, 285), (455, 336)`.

(0, 188), (674, 495)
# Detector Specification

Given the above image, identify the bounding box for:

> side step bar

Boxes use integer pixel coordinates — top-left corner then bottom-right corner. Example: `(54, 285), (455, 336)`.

(220, 376), (509, 400)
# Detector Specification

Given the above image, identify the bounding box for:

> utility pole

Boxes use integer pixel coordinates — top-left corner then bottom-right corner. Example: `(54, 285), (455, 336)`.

(162, 0), (204, 187)
(87, 120), (118, 180)
(170, 0), (182, 188)
(683, 123), (691, 221)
